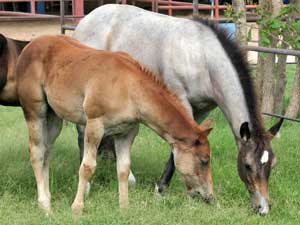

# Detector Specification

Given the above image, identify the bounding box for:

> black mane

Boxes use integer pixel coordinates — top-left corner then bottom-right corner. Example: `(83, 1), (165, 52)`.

(193, 18), (266, 139)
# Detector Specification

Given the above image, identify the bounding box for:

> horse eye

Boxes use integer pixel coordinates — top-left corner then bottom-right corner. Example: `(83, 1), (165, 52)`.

(194, 140), (201, 146)
(244, 163), (252, 171)
(201, 159), (209, 166)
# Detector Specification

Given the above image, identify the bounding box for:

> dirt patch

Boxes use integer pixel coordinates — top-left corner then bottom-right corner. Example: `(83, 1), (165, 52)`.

(0, 20), (73, 40)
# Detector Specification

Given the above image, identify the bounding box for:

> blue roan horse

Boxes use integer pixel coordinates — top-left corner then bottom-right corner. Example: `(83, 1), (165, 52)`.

(73, 4), (283, 215)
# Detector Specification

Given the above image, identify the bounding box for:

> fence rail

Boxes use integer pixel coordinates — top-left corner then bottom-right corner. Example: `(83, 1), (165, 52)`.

(243, 46), (299, 122)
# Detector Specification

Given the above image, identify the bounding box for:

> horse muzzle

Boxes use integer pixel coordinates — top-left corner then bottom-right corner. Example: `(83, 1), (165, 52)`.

(251, 191), (270, 215)
(187, 188), (214, 203)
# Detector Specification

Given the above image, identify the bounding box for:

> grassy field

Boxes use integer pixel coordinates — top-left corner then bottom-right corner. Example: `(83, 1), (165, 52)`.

(0, 66), (299, 225)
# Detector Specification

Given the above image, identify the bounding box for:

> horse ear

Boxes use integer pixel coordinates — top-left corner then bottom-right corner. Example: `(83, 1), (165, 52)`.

(268, 118), (284, 138)
(199, 119), (213, 136)
(240, 122), (251, 142)
(0, 34), (7, 56)
(201, 119), (213, 129)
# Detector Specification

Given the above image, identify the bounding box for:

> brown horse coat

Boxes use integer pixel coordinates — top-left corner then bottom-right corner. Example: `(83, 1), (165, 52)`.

(16, 35), (213, 213)
(0, 34), (28, 106)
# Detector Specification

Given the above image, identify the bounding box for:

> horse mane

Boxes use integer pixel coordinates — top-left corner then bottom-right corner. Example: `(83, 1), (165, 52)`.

(119, 52), (196, 127)
(192, 18), (267, 140)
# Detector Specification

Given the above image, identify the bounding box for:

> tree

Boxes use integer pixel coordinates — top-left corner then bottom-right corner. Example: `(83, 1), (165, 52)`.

(284, 0), (300, 117)
(256, 0), (283, 113)
(232, 0), (247, 45)
(285, 58), (300, 117)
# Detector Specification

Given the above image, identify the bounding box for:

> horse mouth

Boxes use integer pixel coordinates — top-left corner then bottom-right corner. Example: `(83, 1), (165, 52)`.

(188, 190), (214, 203)
(254, 204), (270, 215)
(251, 192), (271, 215)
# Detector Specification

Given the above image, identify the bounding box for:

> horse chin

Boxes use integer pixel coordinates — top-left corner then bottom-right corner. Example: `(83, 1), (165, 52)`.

(251, 192), (270, 215)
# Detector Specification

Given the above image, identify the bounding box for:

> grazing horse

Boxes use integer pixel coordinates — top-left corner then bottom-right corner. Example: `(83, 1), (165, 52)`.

(0, 34), (28, 106)
(73, 4), (283, 214)
(16, 35), (214, 213)
(0, 33), (115, 184)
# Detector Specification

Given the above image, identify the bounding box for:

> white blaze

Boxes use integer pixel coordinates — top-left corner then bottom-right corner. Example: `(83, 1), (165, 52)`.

(261, 150), (269, 164)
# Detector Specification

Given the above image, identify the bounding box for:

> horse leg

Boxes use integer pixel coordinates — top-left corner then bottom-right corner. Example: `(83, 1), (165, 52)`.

(155, 153), (175, 194)
(114, 125), (139, 209)
(76, 124), (115, 162)
(103, 135), (136, 184)
(26, 111), (52, 213)
(76, 124), (85, 163)
(71, 117), (103, 214)
(44, 110), (63, 202)
(76, 124), (135, 193)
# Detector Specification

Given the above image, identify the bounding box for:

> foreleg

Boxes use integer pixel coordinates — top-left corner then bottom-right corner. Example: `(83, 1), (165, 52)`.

(114, 125), (139, 209)
(72, 117), (103, 214)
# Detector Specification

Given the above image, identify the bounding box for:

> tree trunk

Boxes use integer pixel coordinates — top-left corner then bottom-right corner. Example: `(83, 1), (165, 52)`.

(192, 0), (199, 17)
(285, 58), (300, 118)
(260, 48), (276, 113)
(256, 0), (283, 113)
(232, 0), (247, 45)
(274, 42), (288, 114)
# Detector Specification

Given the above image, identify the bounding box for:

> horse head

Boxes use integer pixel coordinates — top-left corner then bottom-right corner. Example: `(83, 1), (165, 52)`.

(237, 119), (283, 215)
(172, 119), (214, 203)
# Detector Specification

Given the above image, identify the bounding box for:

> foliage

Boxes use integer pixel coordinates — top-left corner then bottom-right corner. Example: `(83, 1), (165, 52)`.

(225, 3), (300, 48)
(257, 3), (300, 48)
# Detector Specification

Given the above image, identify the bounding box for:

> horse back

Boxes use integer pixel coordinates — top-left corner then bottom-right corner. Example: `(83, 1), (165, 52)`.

(16, 35), (139, 124)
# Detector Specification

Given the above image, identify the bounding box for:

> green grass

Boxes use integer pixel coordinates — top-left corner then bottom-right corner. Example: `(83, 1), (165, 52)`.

(0, 65), (299, 224)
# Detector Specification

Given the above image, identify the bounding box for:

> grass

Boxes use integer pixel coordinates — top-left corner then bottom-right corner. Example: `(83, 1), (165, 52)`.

(0, 65), (299, 224)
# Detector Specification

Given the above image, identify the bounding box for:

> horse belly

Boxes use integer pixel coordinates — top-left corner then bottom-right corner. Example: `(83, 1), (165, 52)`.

(104, 122), (136, 136)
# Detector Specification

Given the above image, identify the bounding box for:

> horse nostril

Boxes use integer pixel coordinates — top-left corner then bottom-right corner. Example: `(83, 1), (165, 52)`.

(202, 194), (214, 204)
(257, 204), (270, 216)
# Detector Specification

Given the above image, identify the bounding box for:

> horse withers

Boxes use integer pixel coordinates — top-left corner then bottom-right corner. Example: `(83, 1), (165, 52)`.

(16, 35), (214, 213)
(73, 4), (283, 215)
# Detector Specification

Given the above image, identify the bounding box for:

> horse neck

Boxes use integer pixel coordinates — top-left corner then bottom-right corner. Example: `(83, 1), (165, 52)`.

(136, 76), (199, 144)
(206, 53), (251, 140)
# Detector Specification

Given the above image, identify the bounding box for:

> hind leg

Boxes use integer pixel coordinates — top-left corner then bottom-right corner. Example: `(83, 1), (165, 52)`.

(76, 124), (85, 163)
(72, 117), (104, 214)
(24, 106), (52, 212)
(43, 110), (63, 202)
(114, 125), (139, 209)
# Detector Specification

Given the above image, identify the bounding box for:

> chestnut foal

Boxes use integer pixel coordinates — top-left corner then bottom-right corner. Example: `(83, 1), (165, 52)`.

(16, 35), (214, 214)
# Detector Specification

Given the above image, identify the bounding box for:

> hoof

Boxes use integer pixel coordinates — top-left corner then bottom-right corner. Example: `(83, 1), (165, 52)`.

(71, 203), (84, 216)
(38, 199), (51, 215)
(154, 184), (165, 198)
(128, 171), (136, 186)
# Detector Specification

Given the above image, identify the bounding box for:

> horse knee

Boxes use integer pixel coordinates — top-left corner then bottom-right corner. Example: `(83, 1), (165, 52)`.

(117, 162), (130, 181)
(80, 161), (96, 178)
